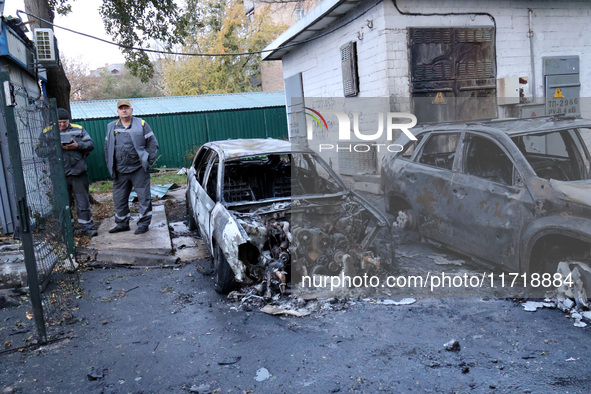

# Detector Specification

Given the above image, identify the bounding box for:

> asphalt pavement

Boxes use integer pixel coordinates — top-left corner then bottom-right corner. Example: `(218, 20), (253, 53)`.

(1, 191), (591, 392)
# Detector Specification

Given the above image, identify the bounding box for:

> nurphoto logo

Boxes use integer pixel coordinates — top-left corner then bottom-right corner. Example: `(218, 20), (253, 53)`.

(306, 109), (418, 153)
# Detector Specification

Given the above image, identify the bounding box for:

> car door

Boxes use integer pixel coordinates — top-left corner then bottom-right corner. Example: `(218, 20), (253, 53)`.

(188, 147), (210, 219)
(196, 152), (219, 248)
(449, 133), (533, 270)
(403, 132), (461, 246)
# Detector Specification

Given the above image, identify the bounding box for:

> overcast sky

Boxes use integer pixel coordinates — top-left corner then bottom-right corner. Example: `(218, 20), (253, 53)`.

(5, 0), (126, 70)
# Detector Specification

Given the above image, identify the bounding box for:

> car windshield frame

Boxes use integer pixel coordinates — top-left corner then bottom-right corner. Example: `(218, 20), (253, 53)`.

(510, 127), (591, 182)
(220, 151), (348, 208)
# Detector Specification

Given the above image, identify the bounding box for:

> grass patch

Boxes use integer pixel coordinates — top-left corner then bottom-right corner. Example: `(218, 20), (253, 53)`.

(90, 181), (113, 193)
(90, 170), (186, 193)
(150, 172), (187, 186)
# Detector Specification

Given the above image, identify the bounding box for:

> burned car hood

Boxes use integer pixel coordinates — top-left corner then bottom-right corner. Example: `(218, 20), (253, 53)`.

(226, 192), (392, 297)
(550, 179), (591, 206)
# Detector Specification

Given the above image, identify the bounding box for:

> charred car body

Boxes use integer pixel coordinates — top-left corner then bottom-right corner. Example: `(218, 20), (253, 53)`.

(381, 116), (591, 296)
(187, 139), (391, 295)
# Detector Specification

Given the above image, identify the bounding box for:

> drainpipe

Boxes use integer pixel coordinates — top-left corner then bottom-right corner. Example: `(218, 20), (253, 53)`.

(528, 9), (536, 99)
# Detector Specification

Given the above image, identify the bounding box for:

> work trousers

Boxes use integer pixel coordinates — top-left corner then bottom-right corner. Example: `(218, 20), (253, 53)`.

(112, 168), (152, 229)
(66, 174), (94, 231)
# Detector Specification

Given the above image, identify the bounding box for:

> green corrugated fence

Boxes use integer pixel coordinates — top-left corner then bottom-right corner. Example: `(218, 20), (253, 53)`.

(74, 107), (288, 182)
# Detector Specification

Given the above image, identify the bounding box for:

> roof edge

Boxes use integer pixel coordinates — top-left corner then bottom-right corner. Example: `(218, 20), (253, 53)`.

(262, 0), (350, 61)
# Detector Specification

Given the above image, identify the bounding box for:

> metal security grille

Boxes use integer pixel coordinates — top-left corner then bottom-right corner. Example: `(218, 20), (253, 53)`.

(1, 71), (77, 343)
(341, 41), (359, 97)
(410, 26), (497, 123)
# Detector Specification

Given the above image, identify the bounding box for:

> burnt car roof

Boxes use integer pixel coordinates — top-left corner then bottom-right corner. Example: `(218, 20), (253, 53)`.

(204, 138), (309, 159)
(409, 116), (591, 138)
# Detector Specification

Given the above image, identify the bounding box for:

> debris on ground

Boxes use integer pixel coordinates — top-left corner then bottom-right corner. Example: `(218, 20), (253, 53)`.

(261, 304), (310, 317)
(227, 288), (349, 315)
(129, 183), (180, 201)
(444, 339), (461, 352)
(188, 383), (212, 393)
(254, 367), (271, 382)
(217, 356), (241, 365)
(522, 300), (555, 312)
(169, 221), (192, 237)
(429, 254), (465, 266)
(521, 297), (590, 328)
(373, 298), (417, 306)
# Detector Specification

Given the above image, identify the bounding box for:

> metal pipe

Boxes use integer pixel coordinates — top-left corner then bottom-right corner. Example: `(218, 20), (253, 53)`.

(528, 9), (537, 99)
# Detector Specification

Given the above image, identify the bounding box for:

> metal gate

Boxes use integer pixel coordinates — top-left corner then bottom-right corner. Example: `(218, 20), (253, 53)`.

(0, 71), (77, 343)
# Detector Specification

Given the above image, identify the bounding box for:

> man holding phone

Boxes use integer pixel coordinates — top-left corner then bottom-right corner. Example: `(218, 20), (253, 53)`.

(39, 108), (97, 237)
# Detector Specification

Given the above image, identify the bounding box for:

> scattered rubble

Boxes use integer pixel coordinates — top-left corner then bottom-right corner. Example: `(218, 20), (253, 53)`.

(444, 340), (461, 352)
(169, 221), (192, 237)
(261, 304), (310, 317)
(429, 254), (465, 266)
(188, 383), (212, 393)
(227, 287), (350, 315)
(521, 297), (590, 328)
(522, 301), (555, 312)
(374, 298), (416, 306)
(254, 367), (271, 382)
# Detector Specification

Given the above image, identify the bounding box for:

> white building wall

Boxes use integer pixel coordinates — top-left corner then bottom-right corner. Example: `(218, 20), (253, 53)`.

(283, 0), (591, 107)
(279, 0), (591, 180)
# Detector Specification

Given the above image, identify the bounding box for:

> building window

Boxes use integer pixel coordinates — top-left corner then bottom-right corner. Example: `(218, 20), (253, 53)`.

(340, 41), (359, 97)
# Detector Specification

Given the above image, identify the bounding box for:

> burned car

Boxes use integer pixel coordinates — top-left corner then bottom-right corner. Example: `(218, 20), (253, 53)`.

(381, 116), (591, 296)
(186, 139), (391, 295)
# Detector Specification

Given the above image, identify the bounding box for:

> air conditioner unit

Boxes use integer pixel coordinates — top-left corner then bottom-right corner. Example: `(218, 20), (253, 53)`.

(34, 28), (56, 63)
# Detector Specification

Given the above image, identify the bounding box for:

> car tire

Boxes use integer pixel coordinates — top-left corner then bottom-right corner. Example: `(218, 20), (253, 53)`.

(213, 244), (236, 294)
(185, 196), (197, 231)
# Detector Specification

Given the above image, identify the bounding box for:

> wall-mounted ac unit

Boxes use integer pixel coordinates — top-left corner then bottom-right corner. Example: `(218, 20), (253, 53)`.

(33, 28), (56, 63)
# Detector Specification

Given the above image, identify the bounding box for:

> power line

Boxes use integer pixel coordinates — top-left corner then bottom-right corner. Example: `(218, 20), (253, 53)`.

(17, 3), (379, 58)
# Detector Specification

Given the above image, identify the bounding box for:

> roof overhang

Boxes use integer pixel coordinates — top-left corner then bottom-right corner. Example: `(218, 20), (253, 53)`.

(262, 0), (362, 61)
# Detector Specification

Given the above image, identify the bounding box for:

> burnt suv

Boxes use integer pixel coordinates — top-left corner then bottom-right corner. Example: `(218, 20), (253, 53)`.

(381, 116), (591, 294)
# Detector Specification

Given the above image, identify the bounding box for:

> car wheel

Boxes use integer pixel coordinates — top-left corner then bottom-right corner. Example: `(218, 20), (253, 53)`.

(185, 196), (197, 231)
(392, 209), (416, 231)
(213, 244), (236, 294)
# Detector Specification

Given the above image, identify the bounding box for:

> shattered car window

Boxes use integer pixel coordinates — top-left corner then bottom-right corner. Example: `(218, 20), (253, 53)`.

(417, 133), (460, 170)
(464, 134), (514, 186)
(205, 156), (219, 201)
(401, 134), (424, 159)
(222, 153), (345, 205)
(512, 128), (591, 181)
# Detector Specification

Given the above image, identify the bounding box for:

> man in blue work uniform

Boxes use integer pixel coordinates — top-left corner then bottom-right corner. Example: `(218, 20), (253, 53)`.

(104, 100), (159, 234)
(39, 108), (97, 237)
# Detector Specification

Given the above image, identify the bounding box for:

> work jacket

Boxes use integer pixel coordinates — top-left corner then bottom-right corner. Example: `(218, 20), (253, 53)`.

(38, 123), (94, 176)
(104, 117), (158, 177)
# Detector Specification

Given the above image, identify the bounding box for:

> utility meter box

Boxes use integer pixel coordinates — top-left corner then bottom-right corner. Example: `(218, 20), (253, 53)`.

(543, 56), (580, 115)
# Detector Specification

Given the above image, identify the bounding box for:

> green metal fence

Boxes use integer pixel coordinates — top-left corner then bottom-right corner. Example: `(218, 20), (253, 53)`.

(75, 107), (288, 182)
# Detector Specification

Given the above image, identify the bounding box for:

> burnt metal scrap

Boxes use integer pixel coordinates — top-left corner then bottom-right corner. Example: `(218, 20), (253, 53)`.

(186, 139), (392, 298)
(231, 193), (390, 298)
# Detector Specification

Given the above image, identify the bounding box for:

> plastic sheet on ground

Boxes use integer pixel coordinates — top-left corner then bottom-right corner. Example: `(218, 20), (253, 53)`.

(128, 183), (179, 201)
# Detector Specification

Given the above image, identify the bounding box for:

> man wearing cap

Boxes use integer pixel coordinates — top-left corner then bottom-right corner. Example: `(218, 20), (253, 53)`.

(38, 108), (97, 237)
(104, 100), (159, 234)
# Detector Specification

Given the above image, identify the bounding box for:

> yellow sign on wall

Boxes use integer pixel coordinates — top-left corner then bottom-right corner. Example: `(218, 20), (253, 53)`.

(433, 92), (446, 104)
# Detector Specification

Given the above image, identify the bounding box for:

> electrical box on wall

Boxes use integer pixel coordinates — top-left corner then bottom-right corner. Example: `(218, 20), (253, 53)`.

(543, 56), (580, 115)
(497, 77), (520, 105)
